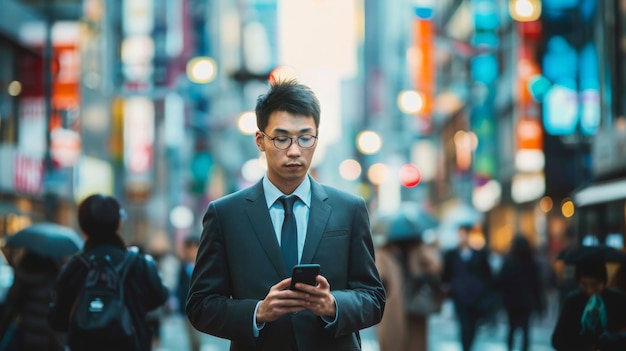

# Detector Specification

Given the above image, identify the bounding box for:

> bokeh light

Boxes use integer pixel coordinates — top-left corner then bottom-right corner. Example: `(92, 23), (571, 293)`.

(539, 196), (553, 213)
(367, 163), (389, 185)
(339, 159), (362, 181)
(399, 164), (422, 187)
(238, 111), (257, 135)
(7, 81), (22, 96)
(561, 199), (575, 218)
(356, 130), (382, 155)
(169, 205), (194, 229)
(397, 90), (424, 114)
(187, 57), (217, 83)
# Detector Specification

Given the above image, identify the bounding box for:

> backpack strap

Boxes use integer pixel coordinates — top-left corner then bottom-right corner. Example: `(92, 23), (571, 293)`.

(116, 246), (139, 292)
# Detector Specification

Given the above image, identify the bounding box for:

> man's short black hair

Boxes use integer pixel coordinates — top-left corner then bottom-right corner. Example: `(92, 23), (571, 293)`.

(183, 236), (200, 248)
(255, 79), (321, 133)
(575, 258), (608, 283)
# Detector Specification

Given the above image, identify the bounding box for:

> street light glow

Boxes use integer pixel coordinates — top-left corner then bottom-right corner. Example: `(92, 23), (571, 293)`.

(356, 130), (382, 155)
(367, 163), (389, 185)
(339, 159), (362, 181)
(7, 81), (22, 96)
(509, 0), (541, 22)
(397, 90), (424, 114)
(238, 111), (257, 135)
(187, 57), (217, 83)
(242, 158), (266, 182)
(170, 205), (194, 229)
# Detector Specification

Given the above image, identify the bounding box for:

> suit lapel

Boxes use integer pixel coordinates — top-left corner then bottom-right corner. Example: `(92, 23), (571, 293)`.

(244, 181), (286, 277)
(300, 180), (330, 264)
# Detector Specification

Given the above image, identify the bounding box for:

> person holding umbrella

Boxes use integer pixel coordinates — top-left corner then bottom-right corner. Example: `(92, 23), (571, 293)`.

(0, 221), (82, 350)
(373, 206), (443, 351)
(552, 247), (626, 351)
(0, 250), (66, 350)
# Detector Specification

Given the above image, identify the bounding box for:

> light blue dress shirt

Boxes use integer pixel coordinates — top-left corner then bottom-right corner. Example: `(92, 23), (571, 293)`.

(252, 175), (311, 336)
(263, 175), (311, 264)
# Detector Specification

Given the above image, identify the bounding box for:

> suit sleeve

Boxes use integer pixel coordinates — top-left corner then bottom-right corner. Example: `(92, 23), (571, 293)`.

(324, 197), (386, 338)
(185, 201), (259, 346)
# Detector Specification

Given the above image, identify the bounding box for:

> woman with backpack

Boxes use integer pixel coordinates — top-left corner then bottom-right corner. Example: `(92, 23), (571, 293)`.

(48, 194), (169, 351)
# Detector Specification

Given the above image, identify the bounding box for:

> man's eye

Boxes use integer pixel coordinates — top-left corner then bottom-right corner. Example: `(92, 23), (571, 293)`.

(275, 137), (290, 143)
(299, 136), (312, 142)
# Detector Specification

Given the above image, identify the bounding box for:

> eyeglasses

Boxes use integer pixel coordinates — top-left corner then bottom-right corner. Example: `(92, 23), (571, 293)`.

(260, 131), (318, 150)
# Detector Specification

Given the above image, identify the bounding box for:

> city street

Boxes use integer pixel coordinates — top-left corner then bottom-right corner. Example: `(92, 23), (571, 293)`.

(158, 298), (559, 351)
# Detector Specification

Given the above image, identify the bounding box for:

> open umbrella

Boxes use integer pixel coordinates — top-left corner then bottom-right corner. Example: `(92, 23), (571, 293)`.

(5, 222), (83, 259)
(557, 243), (626, 264)
(372, 204), (438, 243)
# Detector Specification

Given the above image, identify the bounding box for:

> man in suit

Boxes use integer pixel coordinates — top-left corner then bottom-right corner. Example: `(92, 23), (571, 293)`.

(442, 223), (494, 351)
(186, 80), (386, 351)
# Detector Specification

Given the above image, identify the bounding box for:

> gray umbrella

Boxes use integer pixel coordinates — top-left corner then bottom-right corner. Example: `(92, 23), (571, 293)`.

(5, 222), (83, 258)
(557, 243), (626, 264)
(373, 205), (439, 243)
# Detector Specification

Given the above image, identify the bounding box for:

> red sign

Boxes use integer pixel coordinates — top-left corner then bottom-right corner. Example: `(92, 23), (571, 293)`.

(14, 154), (43, 194)
(52, 43), (80, 110)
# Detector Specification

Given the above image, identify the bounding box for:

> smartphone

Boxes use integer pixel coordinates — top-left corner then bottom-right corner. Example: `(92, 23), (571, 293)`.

(290, 264), (320, 290)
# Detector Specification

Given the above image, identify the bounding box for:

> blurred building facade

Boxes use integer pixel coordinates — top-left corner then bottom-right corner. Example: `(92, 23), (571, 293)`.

(0, 0), (624, 261)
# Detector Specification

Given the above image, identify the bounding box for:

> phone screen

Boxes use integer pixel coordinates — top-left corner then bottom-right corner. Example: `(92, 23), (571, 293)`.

(290, 264), (320, 290)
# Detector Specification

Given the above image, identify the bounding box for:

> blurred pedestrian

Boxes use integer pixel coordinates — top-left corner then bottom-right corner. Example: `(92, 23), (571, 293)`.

(495, 234), (545, 351)
(552, 256), (626, 350)
(175, 235), (202, 351)
(374, 214), (443, 351)
(442, 223), (495, 351)
(186, 80), (385, 350)
(0, 250), (65, 350)
(48, 194), (169, 351)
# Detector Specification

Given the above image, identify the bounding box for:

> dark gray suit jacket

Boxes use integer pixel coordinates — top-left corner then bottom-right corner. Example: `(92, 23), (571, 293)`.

(186, 177), (385, 351)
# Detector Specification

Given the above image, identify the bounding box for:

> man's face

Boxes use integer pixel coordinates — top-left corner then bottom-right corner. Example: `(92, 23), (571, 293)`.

(457, 227), (470, 246)
(256, 110), (317, 194)
(578, 276), (605, 296)
(184, 244), (199, 263)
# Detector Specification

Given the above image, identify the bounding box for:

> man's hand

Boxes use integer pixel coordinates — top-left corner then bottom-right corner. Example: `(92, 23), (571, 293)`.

(293, 275), (336, 318)
(256, 278), (310, 323)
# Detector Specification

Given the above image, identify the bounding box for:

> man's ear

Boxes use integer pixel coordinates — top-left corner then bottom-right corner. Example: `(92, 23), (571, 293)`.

(255, 132), (265, 151)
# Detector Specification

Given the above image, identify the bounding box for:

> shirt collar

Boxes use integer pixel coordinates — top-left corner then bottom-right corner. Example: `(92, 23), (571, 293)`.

(263, 175), (311, 208)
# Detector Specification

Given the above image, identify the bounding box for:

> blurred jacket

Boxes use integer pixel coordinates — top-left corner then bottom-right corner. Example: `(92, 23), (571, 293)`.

(0, 251), (65, 350)
(552, 288), (626, 351)
(375, 239), (442, 351)
(48, 235), (169, 351)
(495, 238), (544, 314)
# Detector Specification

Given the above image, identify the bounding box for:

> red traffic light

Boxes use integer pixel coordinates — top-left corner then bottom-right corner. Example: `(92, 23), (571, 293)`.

(399, 164), (422, 187)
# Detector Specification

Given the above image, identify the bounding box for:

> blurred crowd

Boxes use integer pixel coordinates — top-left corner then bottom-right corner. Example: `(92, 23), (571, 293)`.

(1, 196), (626, 351)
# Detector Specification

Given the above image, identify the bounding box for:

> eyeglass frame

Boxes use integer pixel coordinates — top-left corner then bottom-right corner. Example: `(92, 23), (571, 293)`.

(260, 131), (318, 150)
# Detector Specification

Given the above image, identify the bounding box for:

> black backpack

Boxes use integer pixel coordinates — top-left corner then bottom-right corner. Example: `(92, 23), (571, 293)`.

(70, 247), (140, 349)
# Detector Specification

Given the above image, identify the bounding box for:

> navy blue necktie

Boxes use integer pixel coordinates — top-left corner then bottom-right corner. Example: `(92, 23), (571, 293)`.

(279, 196), (298, 270)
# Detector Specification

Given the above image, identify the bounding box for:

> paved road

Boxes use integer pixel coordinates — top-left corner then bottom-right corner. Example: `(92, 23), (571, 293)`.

(158, 298), (558, 351)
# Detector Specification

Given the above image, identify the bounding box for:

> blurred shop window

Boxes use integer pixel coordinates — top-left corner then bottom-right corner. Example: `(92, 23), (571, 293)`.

(581, 234), (600, 246)
(606, 234), (624, 250)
